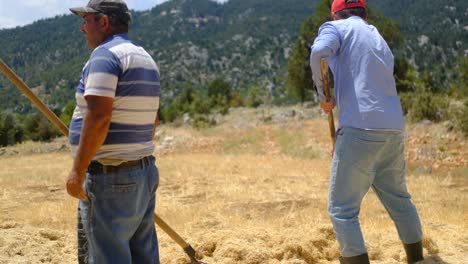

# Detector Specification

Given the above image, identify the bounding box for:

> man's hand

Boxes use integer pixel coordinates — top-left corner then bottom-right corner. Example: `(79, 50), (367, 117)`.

(320, 97), (336, 113)
(66, 169), (87, 200)
(66, 95), (112, 201)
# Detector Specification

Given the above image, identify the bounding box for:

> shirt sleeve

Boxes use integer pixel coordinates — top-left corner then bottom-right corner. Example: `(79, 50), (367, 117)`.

(84, 48), (122, 98)
(310, 22), (340, 101)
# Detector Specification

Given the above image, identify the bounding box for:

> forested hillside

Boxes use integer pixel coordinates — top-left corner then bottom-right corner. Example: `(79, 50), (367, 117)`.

(0, 0), (466, 113)
(369, 0), (467, 91)
(0, 0), (316, 113)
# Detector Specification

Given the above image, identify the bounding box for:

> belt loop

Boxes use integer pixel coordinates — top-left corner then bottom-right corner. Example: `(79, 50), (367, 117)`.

(140, 158), (144, 169)
(103, 165), (107, 174)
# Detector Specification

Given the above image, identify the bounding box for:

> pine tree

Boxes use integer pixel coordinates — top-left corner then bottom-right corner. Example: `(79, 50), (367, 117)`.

(287, 16), (315, 103)
(449, 57), (468, 98)
(287, 0), (332, 103)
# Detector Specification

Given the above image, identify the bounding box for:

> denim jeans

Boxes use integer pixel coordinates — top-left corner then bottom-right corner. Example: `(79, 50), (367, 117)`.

(328, 127), (422, 257)
(78, 156), (160, 264)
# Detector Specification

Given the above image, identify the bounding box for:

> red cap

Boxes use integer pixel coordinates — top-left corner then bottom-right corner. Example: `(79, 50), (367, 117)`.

(331, 0), (366, 14)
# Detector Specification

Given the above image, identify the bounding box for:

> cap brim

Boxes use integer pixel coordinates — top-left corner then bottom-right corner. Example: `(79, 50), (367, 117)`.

(70, 7), (99, 17)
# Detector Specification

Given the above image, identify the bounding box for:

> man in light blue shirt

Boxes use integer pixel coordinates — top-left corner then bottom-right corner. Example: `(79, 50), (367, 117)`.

(310, 1), (423, 263)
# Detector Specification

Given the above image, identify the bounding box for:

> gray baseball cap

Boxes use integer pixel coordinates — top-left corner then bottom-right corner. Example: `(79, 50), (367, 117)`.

(70, 0), (130, 18)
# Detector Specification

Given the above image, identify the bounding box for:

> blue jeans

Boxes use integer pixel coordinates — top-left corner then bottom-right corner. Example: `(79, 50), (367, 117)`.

(78, 156), (160, 264)
(328, 127), (422, 257)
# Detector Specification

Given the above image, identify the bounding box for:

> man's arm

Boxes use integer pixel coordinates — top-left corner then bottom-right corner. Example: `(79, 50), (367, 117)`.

(152, 114), (159, 139)
(310, 23), (340, 103)
(66, 95), (113, 200)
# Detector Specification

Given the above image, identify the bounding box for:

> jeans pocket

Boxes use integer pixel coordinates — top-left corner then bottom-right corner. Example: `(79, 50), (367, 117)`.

(103, 173), (138, 198)
(354, 136), (386, 144)
(109, 183), (137, 193)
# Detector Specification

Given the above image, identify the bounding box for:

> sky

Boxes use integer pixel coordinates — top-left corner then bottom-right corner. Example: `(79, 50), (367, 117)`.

(0, 0), (226, 29)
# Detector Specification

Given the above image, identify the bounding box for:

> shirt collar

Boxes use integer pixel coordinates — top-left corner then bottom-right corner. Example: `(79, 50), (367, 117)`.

(101, 33), (130, 46)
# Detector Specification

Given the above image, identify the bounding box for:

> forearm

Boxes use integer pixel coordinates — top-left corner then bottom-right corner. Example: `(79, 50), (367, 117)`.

(73, 110), (111, 173)
(310, 45), (333, 102)
(310, 23), (340, 102)
(152, 115), (159, 139)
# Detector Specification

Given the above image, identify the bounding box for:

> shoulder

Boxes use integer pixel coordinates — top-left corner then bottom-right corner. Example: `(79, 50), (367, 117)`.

(91, 36), (121, 58)
(88, 47), (121, 70)
(319, 20), (344, 35)
(320, 17), (368, 36)
(319, 21), (339, 31)
(86, 45), (122, 76)
(317, 21), (341, 40)
(89, 36), (125, 65)
(90, 46), (116, 59)
(101, 35), (148, 61)
(91, 34), (133, 59)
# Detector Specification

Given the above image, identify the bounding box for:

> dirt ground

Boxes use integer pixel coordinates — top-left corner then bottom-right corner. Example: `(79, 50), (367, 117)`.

(0, 107), (467, 263)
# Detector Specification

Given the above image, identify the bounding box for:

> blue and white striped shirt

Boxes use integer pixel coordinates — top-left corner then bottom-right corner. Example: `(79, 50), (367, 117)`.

(310, 16), (405, 131)
(69, 33), (160, 161)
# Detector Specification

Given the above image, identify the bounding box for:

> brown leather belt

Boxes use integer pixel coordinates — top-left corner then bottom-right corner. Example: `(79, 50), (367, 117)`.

(88, 156), (153, 174)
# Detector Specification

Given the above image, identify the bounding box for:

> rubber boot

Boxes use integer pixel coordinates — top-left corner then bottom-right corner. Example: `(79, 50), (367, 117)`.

(339, 253), (370, 264)
(404, 241), (424, 263)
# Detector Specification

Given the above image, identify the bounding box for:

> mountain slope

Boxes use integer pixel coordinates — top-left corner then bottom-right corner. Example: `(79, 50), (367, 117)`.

(368, 0), (467, 87)
(0, 0), (466, 113)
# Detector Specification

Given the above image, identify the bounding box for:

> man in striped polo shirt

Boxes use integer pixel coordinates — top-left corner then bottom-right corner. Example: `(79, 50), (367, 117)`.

(67, 1), (161, 263)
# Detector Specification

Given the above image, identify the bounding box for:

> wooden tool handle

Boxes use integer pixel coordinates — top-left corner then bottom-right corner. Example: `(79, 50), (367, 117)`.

(0, 59), (69, 137)
(320, 58), (336, 147)
(321, 59), (330, 99)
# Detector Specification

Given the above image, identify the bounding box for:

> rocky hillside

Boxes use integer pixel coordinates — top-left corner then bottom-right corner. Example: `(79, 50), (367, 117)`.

(0, 0), (466, 113)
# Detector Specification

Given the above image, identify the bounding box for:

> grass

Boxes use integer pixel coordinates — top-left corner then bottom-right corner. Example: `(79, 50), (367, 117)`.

(0, 117), (467, 263)
(221, 129), (267, 155)
(273, 127), (321, 159)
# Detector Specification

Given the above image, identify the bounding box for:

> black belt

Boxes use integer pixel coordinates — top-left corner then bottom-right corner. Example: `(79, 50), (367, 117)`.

(88, 156), (153, 174)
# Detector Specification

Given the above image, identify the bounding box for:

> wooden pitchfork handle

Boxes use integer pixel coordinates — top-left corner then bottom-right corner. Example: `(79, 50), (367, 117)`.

(0, 58), (206, 264)
(320, 58), (336, 148)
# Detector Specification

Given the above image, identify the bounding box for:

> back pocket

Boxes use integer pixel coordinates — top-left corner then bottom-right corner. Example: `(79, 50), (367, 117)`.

(103, 173), (138, 197)
(109, 183), (137, 193)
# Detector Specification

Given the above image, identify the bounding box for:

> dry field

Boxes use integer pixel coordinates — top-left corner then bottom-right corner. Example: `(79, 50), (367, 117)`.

(0, 107), (467, 263)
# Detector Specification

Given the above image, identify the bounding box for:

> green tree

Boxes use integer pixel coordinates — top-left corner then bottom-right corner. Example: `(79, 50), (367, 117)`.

(230, 91), (245, 107)
(2, 114), (15, 146)
(23, 114), (60, 142)
(160, 83), (197, 122)
(420, 71), (437, 93)
(0, 113), (24, 146)
(287, 16), (315, 103)
(246, 86), (265, 108)
(394, 57), (417, 93)
(459, 100), (468, 136)
(207, 78), (232, 115)
(407, 86), (449, 123)
(207, 78), (232, 103)
(287, 0), (333, 103)
(191, 94), (211, 115)
(60, 100), (76, 126)
(448, 56), (468, 98)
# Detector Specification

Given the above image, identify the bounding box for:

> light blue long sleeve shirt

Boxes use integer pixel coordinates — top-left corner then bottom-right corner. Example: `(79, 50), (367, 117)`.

(310, 16), (405, 131)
